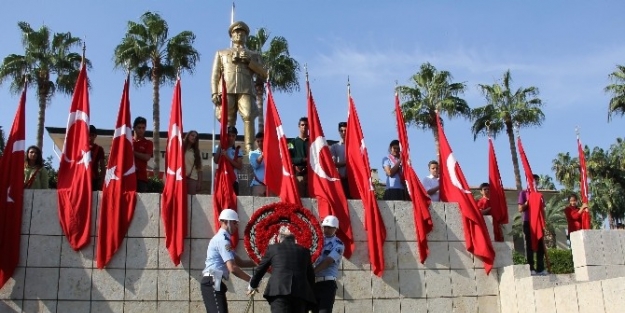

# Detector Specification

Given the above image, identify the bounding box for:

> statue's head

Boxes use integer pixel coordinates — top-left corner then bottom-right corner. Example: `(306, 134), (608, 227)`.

(229, 21), (250, 38)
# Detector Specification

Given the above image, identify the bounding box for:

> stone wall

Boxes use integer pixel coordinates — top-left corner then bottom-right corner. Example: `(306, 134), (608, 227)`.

(498, 230), (625, 313)
(0, 190), (512, 313)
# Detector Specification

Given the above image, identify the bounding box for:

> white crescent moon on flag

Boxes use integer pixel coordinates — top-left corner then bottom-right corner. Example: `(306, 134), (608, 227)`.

(276, 124), (291, 177)
(167, 123), (182, 151)
(62, 110), (90, 162)
(446, 153), (471, 194)
(12, 140), (25, 153)
(309, 136), (339, 181)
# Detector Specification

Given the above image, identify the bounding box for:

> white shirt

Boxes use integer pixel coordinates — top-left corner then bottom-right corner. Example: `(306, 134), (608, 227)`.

(421, 174), (440, 202)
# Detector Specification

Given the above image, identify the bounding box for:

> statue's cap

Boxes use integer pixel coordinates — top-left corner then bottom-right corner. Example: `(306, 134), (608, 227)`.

(229, 21), (250, 37)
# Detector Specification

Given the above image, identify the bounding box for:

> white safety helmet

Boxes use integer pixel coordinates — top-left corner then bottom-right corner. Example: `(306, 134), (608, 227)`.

(219, 209), (239, 222)
(321, 215), (339, 229)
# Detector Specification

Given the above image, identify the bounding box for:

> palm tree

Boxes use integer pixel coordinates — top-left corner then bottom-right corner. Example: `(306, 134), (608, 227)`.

(537, 174), (556, 190)
(396, 62), (470, 155)
(114, 11), (199, 175)
(551, 152), (580, 190)
(0, 126), (5, 156)
(246, 27), (300, 130)
(471, 70), (544, 190)
(605, 65), (625, 121)
(542, 194), (568, 248)
(0, 22), (88, 149)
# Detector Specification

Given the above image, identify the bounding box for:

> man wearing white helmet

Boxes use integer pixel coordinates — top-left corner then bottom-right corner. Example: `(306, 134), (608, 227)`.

(201, 209), (256, 313)
(310, 215), (344, 313)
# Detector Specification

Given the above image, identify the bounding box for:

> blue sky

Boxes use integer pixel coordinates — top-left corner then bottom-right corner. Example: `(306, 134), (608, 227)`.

(1, 1), (623, 189)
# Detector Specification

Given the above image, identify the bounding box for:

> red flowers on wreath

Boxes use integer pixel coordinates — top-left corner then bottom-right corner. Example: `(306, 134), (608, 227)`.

(244, 201), (324, 264)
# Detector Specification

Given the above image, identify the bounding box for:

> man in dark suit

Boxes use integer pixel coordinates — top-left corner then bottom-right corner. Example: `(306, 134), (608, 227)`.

(248, 226), (316, 313)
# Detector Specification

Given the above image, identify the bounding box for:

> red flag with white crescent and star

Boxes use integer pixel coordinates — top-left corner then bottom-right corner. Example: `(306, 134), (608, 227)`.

(437, 113), (495, 274)
(0, 84), (27, 288)
(212, 75), (238, 247)
(264, 82), (301, 205)
(394, 93), (433, 264)
(307, 81), (354, 258)
(577, 135), (591, 229)
(96, 76), (137, 268)
(161, 78), (188, 265)
(346, 89), (385, 275)
(57, 63), (93, 250)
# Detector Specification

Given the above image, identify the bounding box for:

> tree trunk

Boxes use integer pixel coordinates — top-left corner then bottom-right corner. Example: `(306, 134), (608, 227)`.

(505, 122), (523, 190)
(152, 72), (161, 176)
(36, 87), (47, 149)
(256, 84), (265, 131)
(432, 127), (440, 159)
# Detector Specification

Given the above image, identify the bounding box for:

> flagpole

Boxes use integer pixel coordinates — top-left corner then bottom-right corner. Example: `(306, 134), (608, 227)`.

(213, 4), (235, 195)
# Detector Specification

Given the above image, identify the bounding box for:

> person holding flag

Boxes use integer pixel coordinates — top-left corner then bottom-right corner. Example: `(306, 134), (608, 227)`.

(249, 131), (266, 196)
(476, 183), (492, 215)
(24, 146), (49, 189)
(212, 126), (243, 195)
(518, 174), (547, 276)
(381, 139), (406, 200)
(564, 193), (589, 241)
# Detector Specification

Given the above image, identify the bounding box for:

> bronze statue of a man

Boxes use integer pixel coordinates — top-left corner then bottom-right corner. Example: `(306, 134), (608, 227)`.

(211, 21), (267, 153)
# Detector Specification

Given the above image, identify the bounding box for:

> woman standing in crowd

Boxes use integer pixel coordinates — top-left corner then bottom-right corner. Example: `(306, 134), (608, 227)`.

(382, 139), (405, 200)
(24, 145), (49, 189)
(184, 130), (202, 195)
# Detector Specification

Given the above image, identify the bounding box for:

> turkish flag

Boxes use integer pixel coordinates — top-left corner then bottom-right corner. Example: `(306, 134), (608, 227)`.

(488, 138), (508, 242)
(57, 63), (93, 250)
(212, 76), (238, 246)
(577, 136), (591, 229)
(0, 85), (26, 288)
(161, 78), (188, 265)
(264, 82), (301, 205)
(96, 76), (137, 269)
(307, 82), (354, 258)
(517, 137), (545, 251)
(346, 92), (385, 276)
(437, 113), (495, 274)
(394, 93), (432, 263)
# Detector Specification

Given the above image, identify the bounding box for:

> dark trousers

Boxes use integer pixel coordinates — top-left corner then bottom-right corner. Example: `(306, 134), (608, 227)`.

(233, 181), (239, 196)
(523, 221), (545, 272)
(137, 180), (148, 193)
(383, 188), (406, 201)
(267, 295), (308, 313)
(201, 276), (229, 313)
(311, 280), (337, 313)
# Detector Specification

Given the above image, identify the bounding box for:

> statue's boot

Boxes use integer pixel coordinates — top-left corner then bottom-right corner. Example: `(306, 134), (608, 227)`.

(243, 120), (255, 155)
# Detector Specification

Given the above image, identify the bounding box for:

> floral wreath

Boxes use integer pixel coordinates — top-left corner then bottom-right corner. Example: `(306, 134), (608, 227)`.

(244, 201), (324, 264)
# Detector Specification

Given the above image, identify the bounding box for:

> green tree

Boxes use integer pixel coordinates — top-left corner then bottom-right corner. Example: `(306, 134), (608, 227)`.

(246, 27), (300, 131)
(114, 11), (199, 174)
(605, 65), (625, 121)
(396, 62), (470, 155)
(471, 70), (544, 190)
(537, 174), (556, 190)
(542, 193), (568, 248)
(0, 126), (5, 156)
(0, 22), (88, 149)
(586, 139), (625, 227)
(551, 152), (580, 190)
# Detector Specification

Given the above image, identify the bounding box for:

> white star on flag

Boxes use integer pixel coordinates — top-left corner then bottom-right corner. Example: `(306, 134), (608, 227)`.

(104, 166), (120, 187)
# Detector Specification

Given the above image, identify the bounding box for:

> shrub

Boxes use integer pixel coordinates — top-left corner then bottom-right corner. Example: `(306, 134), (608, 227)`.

(512, 248), (574, 274)
(147, 176), (164, 193)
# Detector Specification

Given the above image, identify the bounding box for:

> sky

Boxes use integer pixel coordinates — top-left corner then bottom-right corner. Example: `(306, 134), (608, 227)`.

(0, 1), (624, 189)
